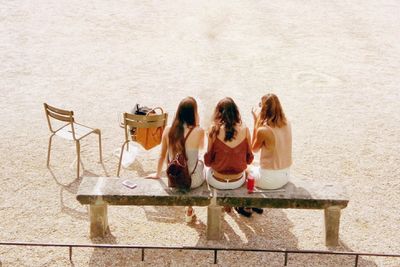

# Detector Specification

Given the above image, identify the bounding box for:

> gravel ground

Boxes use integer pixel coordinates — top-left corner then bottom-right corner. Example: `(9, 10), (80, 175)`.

(0, 0), (399, 266)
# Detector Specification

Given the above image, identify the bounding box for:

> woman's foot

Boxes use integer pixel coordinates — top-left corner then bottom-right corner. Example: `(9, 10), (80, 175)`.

(185, 207), (196, 223)
(235, 207), (252, 218)
(252, 208), (264, 214)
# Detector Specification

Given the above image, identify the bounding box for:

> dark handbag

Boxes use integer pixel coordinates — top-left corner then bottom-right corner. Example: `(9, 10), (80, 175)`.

(166, 128), (197, 192)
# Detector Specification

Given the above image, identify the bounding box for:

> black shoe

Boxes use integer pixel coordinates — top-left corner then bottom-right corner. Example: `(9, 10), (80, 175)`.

(252, 208), (264, 214)
(235, 207), (252, 218)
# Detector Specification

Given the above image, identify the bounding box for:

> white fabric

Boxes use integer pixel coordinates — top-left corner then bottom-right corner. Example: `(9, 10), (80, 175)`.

(55, 123), (94, 141)
(206, 168), (245, 190)
(186, 149), (205, 189)
(250, 166), (290, 190)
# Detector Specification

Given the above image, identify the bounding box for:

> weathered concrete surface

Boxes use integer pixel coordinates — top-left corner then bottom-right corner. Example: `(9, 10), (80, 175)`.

(215, 176), (349, 209)
(324, 206), (342, 247)
(89, 199), (108, 238)
(77, 176), (213, 206)
(206, 195), (222, 240)
(78, 176), (348, 243)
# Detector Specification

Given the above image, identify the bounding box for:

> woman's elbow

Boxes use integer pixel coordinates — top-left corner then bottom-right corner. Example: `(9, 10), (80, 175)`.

(252, 145), (261, 153)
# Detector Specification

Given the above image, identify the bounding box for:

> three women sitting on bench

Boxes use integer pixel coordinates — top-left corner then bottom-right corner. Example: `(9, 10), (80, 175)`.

(149, 93), (292, 220)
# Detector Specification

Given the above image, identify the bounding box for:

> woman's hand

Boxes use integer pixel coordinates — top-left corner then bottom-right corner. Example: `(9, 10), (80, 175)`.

(146, 172), (161, 179)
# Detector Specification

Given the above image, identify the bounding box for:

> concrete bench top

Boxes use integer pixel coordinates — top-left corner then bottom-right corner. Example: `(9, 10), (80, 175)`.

(77, 176), (348, 210)
(76, 176), (212, 206)
(215, 176), (349, 209)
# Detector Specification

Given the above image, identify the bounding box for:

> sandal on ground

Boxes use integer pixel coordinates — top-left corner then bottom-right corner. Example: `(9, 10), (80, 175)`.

(252, 208), (264, 214)
(235, 207), (252, 218)
(185, 207), (196, 223)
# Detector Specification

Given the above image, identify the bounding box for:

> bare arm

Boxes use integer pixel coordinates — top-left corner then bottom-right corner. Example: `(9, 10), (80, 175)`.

(252, 127), (267, 153)
(198, 128), (205, 150)
(206, 126), (216, 152)
(147, 127), (169, 178)
(246, 127), (252, 147)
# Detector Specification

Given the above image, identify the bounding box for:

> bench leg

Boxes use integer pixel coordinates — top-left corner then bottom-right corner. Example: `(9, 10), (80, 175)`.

(207, 199), (222, 240)
(90, 203), (108, 238)
(324, 206), (341, 246)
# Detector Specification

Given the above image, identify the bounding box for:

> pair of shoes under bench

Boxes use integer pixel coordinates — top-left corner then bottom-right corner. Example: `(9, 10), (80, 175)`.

(235, 207), (253, 218)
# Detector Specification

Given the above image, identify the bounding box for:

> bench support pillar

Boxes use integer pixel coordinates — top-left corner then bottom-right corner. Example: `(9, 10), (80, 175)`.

(207, 197), (222, 240)
(324, 206), (341, 246)
(90, 201), (108, 238)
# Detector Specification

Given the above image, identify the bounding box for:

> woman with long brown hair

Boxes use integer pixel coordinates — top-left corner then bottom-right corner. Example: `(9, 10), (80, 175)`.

(148, 97), (205, 222)
(251, 93), (292, 189)
(204, 97), (253, 190)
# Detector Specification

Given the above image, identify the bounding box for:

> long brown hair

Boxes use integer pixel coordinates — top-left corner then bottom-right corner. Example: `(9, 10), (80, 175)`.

(168, 97), (198, 155)
(210, 97), (241, 142)
(257, 93), (287, 128)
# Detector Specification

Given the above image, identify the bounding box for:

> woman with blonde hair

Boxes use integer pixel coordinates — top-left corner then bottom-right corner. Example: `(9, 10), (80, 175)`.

(148, 97), (205, 222)
(251, 93), (292, 190)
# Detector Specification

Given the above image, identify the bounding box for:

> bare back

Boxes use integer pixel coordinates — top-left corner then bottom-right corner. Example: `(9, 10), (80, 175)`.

(259, 122), (292, 170)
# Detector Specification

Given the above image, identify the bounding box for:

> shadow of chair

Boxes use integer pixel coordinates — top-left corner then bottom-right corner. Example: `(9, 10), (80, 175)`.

(116, 110), (167, 177)
(44, 103), (103, 179)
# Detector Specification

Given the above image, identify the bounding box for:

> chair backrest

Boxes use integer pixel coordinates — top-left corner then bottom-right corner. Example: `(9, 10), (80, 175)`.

(123, 111), (168, 142)
(44, 103), (76, 136)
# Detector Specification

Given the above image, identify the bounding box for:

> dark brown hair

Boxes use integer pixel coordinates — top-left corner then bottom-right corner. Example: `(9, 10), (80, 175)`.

(210, 97), (241, 142)
(168, 97), (198, 155)
(257, 93), (287, 128)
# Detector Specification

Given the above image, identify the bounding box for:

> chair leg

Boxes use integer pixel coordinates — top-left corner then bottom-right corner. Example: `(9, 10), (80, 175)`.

(76, 140), (81, 179)
(46, 134), (55, 167)
(97, 130), (103, 163)
(117, 141), (128, 177)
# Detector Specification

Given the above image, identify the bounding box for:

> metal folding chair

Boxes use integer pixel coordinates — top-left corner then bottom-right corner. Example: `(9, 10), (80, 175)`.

(117, 111), (168, 176)
(44, 103), (103, 179)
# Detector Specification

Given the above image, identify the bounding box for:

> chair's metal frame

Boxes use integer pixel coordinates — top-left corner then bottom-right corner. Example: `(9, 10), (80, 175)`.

(117, 111), (167, 176)
(44, 103), (103, 179)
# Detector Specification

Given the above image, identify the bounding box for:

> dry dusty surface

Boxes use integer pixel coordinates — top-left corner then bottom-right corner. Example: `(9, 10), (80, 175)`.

(1, 0), (400, 266)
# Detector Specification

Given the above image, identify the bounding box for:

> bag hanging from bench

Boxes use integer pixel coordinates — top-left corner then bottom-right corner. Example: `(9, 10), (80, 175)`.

(166, 127), (198, 192)
(131, 104), (165, 150)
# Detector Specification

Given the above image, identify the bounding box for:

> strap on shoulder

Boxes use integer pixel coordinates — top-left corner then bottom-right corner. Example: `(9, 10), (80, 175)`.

(184, 127), (195, 143)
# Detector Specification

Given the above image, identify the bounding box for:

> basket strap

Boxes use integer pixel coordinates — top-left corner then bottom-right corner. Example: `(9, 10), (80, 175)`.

(146, 107), (164, 115)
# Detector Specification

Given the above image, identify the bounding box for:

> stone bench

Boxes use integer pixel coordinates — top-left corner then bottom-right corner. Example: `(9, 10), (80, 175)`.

(212, 175), (349, 246)
(76, 176), (213, 238)
(76, 176), (348, 246)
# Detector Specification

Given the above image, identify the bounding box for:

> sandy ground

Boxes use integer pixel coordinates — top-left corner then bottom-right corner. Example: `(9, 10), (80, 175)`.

(1, 0), (400, 266)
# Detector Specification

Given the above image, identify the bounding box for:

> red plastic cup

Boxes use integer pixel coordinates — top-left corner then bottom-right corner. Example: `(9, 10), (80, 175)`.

(247, 175), (255, 193)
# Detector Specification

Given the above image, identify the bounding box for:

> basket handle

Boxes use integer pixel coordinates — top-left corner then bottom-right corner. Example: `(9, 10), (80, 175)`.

(146, 107), (164, 116)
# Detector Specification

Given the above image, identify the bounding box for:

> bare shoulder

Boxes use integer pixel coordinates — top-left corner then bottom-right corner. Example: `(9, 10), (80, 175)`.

(194, 126), (205, 136)
(257, 126), (272, 137)
(195, 125), (205, 132)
